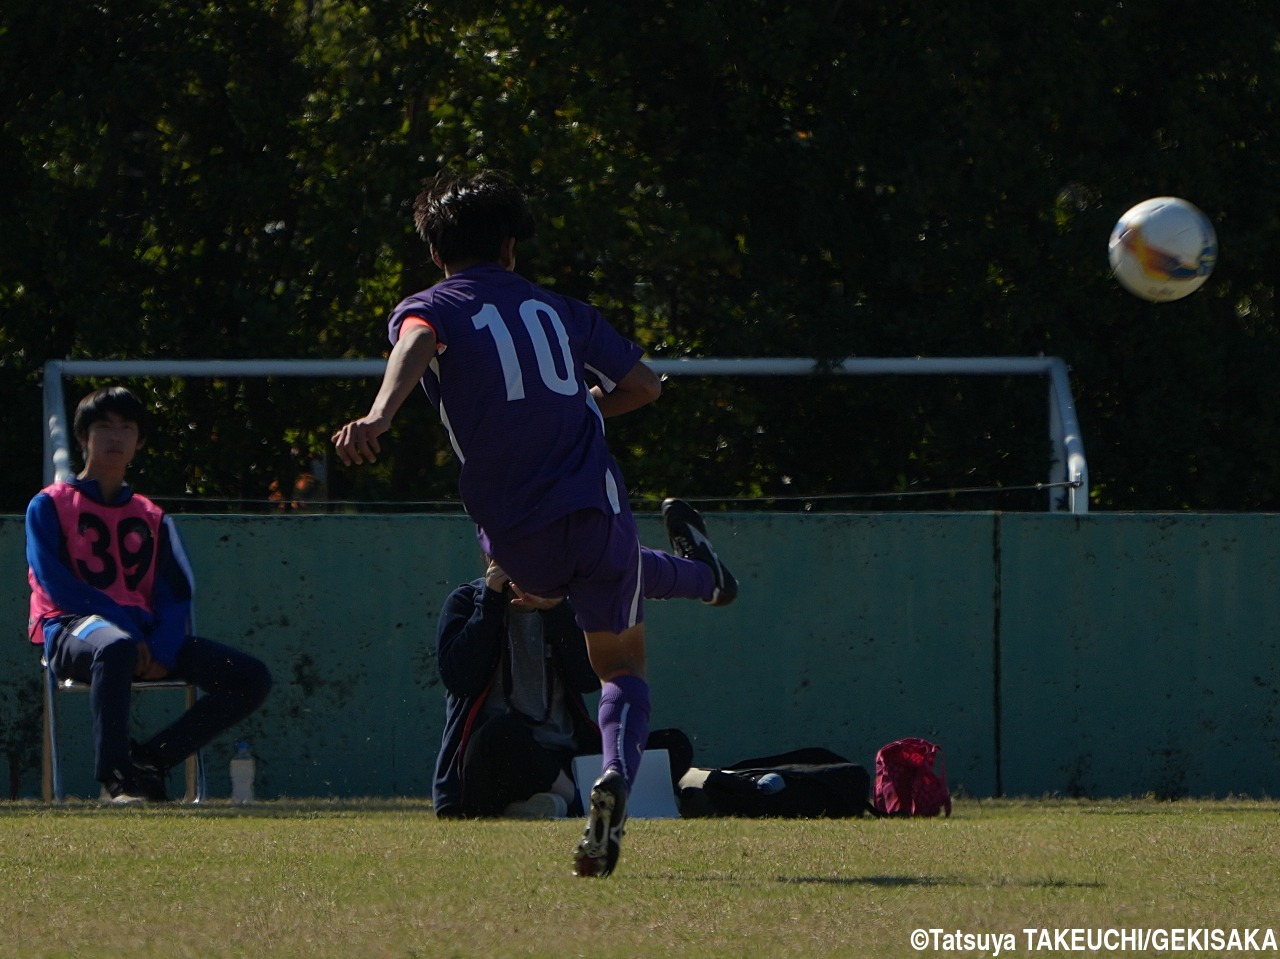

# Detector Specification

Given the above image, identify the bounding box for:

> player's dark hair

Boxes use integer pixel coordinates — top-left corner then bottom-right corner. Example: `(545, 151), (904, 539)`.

(413, 170), (535, 265)
(73, 386), (149, 441)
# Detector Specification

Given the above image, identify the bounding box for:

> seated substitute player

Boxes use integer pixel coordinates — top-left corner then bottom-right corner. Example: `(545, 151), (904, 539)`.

(27, 386), (273, 803)
(332, 170), (735, 877)
(433, 554), (706, 819)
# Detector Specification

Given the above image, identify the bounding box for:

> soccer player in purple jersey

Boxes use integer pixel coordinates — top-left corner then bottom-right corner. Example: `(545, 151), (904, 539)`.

(332, 170), (736, 877)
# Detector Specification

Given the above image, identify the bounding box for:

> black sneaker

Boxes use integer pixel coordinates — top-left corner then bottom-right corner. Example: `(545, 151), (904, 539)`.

(103, 762), (169, 805)
(132, 767), (169, 802)
(102, 779), (148, 806)
(661, 498), (738, 606)
(572, 770), (627, 878)
(130, 741), (171, 801)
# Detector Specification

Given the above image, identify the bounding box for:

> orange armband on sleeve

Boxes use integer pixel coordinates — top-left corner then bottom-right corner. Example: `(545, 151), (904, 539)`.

(397, 315), (445, 352)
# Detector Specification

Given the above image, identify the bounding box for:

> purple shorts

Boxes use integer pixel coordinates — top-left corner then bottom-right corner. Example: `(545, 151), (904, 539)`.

(478, 508), (643, 635)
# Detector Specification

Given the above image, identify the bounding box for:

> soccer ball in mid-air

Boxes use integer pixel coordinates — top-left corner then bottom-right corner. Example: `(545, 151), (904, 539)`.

(1108, 197), (1217, 302)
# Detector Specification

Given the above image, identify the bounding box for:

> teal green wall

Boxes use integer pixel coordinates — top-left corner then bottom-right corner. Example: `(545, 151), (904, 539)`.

(2, 512), (1277, 801)
(998, 514), (1280, 798)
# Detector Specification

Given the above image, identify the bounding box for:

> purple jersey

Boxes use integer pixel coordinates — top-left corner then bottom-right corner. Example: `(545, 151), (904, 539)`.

(389, 264), (645, 540)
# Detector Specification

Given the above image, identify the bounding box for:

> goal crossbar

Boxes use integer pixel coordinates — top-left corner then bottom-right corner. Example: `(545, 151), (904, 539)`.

(42, 356), (1089, 513)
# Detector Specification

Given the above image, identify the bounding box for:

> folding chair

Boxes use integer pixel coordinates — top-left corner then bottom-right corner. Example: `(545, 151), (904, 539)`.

(41, 655), (207, 803)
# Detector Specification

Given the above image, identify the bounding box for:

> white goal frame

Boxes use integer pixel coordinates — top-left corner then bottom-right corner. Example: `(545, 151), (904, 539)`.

(41, 356), (1089, 513)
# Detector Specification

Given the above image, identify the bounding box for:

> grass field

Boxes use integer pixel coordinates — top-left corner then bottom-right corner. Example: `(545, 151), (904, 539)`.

(3, 798), (1278, 959)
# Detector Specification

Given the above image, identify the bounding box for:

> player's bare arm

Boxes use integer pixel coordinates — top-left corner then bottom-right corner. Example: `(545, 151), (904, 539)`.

(332, 323), (438, 465)
(591, 360), (662, 418)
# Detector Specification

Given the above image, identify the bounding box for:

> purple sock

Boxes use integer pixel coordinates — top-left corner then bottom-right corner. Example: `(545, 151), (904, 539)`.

(642, 547), (713, 601)
(598, 674), (651, 791)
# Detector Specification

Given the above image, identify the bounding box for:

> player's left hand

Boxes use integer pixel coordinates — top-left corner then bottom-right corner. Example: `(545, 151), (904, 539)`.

(509, 582), (563, 610)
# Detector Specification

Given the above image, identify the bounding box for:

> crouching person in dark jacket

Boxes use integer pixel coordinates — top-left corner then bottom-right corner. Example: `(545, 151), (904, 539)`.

(432, 556), (689, 818)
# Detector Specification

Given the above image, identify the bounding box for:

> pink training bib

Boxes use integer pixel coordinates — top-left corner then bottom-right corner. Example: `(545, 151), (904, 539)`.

(28, 483), (165, 641)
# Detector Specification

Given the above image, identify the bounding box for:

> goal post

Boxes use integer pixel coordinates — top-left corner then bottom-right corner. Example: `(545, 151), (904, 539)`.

(42, 355), (1089, 513)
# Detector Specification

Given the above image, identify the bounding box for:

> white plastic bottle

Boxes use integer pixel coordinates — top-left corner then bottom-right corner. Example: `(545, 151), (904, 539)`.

(230, 741), (256, 805)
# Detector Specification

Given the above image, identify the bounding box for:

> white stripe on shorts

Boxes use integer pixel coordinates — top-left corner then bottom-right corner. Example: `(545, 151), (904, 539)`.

(626, 539), (642, 628)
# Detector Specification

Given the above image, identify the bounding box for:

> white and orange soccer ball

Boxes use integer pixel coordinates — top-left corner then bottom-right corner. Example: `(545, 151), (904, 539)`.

(1108, 197), (1217, 302)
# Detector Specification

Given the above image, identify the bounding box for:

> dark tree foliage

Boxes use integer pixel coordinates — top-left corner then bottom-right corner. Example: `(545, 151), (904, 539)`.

(2, 1), (1277, 513)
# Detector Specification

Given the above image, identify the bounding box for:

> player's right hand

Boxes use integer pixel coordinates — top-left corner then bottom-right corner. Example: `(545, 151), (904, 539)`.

(331, 416), (387, 465)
